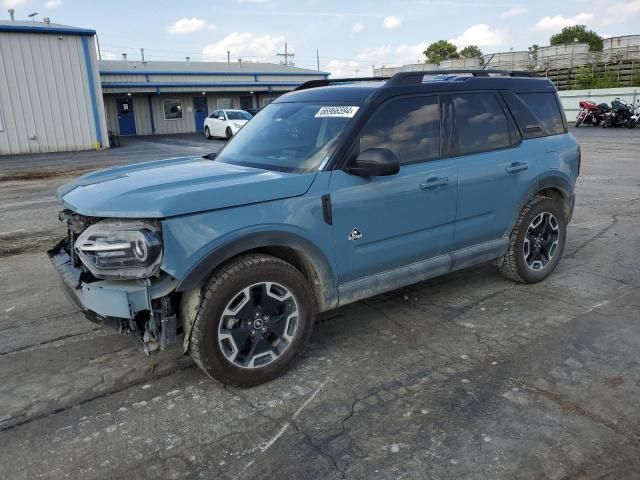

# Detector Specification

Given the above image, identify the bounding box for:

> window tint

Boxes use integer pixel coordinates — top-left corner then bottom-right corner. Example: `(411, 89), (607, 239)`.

(518, 93), (565, 135)
(451, 93), (509, 155)
(358, 96), (440, 165)
(163, 100), (183, 120)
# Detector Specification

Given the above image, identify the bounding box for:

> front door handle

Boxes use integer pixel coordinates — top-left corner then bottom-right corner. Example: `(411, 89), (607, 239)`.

(420, 176), (449, 189)
(506, 162), (528, 173)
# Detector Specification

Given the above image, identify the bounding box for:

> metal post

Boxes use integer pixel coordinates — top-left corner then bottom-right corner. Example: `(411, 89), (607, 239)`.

(316, 48), (319, 71)
(227, 50), (230, 63)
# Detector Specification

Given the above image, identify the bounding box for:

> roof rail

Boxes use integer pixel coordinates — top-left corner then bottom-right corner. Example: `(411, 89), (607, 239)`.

(386, 69), (539, 86)
(294, 76), (389, 91)
(293, 69), (539, 91)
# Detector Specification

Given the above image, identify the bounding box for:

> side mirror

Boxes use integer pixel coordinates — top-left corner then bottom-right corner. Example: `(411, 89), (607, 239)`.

(346, 148), (400, 177)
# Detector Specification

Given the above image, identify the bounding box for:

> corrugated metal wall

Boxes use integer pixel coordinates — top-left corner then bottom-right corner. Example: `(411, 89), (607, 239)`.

(0, 31), (107, 155)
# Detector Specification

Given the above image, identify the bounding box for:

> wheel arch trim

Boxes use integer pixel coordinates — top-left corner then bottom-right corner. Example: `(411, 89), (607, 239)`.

(175, 230), (339, 311)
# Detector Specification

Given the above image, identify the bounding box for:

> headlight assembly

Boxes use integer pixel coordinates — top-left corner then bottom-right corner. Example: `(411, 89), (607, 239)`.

(75, 219), (162, 280)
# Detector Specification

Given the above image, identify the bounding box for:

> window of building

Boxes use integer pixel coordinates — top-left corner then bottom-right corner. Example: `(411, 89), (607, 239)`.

(357, 95), (440, 165)
(451, 93), (510, 155)
(518, 93), (565, 135)
(163, 100), (183, 120)
(217, 98), (233, 109)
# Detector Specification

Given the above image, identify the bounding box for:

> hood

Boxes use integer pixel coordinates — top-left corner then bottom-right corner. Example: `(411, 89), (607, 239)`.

(58, 156), (316, 218)
(230, 119), (249, 126)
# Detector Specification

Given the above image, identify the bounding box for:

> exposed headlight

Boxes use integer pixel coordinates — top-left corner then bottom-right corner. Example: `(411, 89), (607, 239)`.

(75, 219), (162, 280)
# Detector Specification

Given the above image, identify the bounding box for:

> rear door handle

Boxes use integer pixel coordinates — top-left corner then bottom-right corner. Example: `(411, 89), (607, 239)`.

(506, 162), (528, 173)
(420, 176), (449, 189)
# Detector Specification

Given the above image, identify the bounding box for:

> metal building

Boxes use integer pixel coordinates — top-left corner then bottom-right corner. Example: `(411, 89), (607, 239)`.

(0, 20), (107, 155)
(100, 60), (328, 136)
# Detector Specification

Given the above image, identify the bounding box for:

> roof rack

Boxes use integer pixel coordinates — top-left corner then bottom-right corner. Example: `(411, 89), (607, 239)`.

(294, 76), (389, 91)
(294, 69), (539, 91)
(386, 69), (539, 86)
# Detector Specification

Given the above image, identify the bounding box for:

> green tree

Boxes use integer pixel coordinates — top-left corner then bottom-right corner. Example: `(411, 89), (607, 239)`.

(528, 44), (540, 63)
(550, 25), (603, 52)
(459, 45), (483, 59)
(423, 40), (459, 64)
(572, 66), (620, 89)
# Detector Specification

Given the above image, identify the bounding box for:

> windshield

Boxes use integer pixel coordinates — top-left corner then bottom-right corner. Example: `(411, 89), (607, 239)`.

(216, 102), (360, 173)
(226, 110), (252, 120)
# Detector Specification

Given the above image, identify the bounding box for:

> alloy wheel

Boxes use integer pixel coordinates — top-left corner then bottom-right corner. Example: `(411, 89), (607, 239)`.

(218, 282), (299, 369)
(523, 212), (560, 271)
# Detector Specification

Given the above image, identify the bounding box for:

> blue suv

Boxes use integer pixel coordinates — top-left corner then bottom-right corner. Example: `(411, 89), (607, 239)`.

(49, 71), (580, 386)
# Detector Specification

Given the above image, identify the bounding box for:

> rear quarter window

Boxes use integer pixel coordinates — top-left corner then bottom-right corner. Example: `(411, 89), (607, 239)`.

(506, 92), (566, 137)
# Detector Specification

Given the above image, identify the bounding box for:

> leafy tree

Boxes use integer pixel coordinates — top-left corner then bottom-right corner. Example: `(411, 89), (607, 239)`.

(423, 40), (459, 64)
(528, 44), (540, 63)
(550, 25), (603, 52)
(460, 45), (484, 65)
(460, 45), (483, 59)
(572, 66), (620, 89)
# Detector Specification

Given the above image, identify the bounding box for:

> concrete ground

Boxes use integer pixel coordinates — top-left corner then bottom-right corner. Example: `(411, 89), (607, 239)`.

(0, 128), (639, 480)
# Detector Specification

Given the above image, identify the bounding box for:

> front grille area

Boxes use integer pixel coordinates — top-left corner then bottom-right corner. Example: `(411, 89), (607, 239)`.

(58, 209), (103, 275)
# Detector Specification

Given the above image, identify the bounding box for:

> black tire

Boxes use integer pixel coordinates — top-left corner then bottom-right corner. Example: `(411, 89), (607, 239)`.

(498, 196), (567, 284)
(225, 127), (233, 139)
(189, 254), (316, 387)
(205, 126), (211, 139)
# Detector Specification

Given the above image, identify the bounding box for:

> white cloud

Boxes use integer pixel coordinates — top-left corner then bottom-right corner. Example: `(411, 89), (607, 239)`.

(101, 51), (119, 61)
(501, 5), (527, 17)
(351, 22), (364, 33)
(237, 0), (270, 2)
(168, 18), (209, 35)
(607, 0), (640, 20)
(533, 13), (593, 31)
(450, 24), (507, 48)
(327, 59), (361, 78)
(202, 32), (285, 61)
(46, 0), (61, 7)
(383, 16), (402, 29)
(357, 42), (429, 65)
(3, 0), (25, 7)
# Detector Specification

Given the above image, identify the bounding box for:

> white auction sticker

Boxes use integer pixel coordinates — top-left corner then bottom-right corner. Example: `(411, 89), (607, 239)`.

(315, 106), (359, 118)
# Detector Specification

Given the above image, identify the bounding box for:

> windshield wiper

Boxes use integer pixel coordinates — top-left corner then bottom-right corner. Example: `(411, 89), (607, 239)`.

(202, 152), (217, 160)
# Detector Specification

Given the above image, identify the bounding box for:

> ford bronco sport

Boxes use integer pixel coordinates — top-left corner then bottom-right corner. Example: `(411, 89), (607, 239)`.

(48, 70), (580, 386)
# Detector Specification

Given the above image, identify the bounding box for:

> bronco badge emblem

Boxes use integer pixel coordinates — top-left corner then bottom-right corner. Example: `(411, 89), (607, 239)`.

(348, 228), (363, 241)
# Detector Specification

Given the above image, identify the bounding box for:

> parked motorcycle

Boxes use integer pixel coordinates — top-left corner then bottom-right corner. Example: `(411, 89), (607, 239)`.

(627, 99), (640, 129)
(602, 98), (634, 128)
(575, 99), (610, 127)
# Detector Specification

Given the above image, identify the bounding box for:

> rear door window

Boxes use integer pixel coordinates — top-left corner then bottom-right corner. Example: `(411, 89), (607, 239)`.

(518, 93), (565, 135)
(357, 95), (440, 165)
(450, 93), (510, 155)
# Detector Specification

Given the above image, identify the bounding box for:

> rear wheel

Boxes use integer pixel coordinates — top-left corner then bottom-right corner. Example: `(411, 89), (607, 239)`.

(189, 254), (316, 387)
(498, 196), (567, 283)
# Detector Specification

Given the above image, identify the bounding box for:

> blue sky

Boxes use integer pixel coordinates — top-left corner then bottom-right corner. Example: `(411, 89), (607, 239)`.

(3, 0), (640, 76)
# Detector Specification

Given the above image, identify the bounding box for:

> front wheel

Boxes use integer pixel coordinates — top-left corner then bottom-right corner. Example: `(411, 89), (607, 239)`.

(205, 126), (212, 139)
(225, 126), (233, 139)
(189, 254), (316, 387)
(498, 196), (567, 283)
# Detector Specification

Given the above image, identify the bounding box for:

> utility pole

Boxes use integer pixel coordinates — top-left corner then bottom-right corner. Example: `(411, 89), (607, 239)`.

(140, 48), (145, 63)
(316, 48), (320, 71)
(277, 43), (295, 66)
(227, 50), (230, 63)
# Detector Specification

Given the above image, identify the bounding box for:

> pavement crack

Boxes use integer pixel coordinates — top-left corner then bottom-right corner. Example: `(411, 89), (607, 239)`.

(566, 214), (619, 259)
(0, 328), (102, 356)
(291, 420), (346, 479)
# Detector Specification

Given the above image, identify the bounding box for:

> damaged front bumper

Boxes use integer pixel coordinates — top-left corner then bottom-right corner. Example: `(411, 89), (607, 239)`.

(47, 239), (180, 354)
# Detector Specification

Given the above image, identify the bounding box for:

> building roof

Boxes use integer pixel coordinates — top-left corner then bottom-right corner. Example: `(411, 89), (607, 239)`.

(0, 19), (95, 35)
(99, 60), (329, 76)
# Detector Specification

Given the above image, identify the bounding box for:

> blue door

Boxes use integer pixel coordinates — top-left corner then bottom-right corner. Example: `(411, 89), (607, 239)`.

(117, 98), (136, 135)
(329, 95), (459, 284)
(446, 92), (539, 250)
(193, 97), (208, 132)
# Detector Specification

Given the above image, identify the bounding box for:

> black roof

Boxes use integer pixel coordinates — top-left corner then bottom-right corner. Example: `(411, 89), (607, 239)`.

(275, 70), (556, 104)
